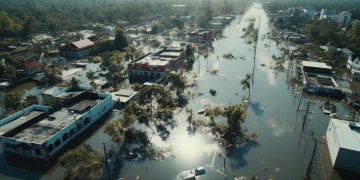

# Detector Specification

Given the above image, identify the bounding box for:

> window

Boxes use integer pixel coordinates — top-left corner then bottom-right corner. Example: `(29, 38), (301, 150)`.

(130, 71), (133, 74)
(104, 106), (106, 109)
(35, 148), (42, 155)
(151, 72), (153, 76)
(157, 73), (160, 76)
(62, 133), (69, 142)
(145, 72), (148, 75)
(84, 117), (90, 126)
(150, 68), (153, 70)
(54, 139), (61, 148)
(98, 112), (100, 115)
(48, 144), (54, 153)
(4, 142), (11, 148)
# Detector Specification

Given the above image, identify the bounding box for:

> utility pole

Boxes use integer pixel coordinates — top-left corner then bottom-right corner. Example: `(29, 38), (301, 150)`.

(302, 101), (311, 130)
(306, 136), (318, 179)
(103, 143), (111, 180)
(297, 91), (304, 112)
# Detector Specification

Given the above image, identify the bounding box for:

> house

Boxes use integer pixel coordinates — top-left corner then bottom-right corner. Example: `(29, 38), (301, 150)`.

(127, 47), (183, 77)
(326, 119), (360, 173)
(337, 12), (351, 25)
(297, 6), (315, 17)
(61, 39), (94, 58)
(302, 61), (342, 95)
(111, 89), (138, 106)
(16, 61), (44, 76)
(0, 86), (113, 159)
(346, 54), (360, 81)
(186, 29), (212, 44)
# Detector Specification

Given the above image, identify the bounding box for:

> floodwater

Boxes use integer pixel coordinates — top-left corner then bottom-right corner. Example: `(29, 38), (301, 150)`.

(0, 3), (355, 180)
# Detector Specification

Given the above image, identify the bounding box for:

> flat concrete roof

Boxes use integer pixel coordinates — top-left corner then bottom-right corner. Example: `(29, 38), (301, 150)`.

(331, 119), (360, 152)
(308, 75), (337, 87)
(9, 99), (101, 144)
(0, 110), (45, 136)
(111, 89), (138, 103)
(302, 61), (332, 70)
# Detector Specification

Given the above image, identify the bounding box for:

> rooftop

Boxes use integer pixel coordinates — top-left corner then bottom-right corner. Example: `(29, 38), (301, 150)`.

(302, 61), (332, 70)
(307, 74), (337, 87)
(23, 61), (44, 70)
(43, 86), (66, 96)
(9, 98), (102, 144)
(71, 39), (94, 49)
(330, 119), (360, 152)
(111, 89), (138, 103)
(0, 110), (45, 136)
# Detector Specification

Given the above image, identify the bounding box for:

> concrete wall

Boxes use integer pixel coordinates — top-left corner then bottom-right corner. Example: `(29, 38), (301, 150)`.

(335, 148), (360, 172)
(326, 121), (340, 166)
(128, 70), (165, 77)
(0, 93), (113, 159)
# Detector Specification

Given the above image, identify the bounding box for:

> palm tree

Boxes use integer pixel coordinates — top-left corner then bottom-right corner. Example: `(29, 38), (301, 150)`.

(4, 64), (16, 79)
(86, 70), (95, 80)
(70, 77), (80, 89)
(241, 73), (252, 99)
(4, 92), (22, 112)
(90, 80), (98, 92)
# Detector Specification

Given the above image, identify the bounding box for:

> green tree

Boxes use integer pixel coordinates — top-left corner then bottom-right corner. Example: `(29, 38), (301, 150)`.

(90, 80), (98, 91)
(241, 73), (252, 99)
(23, 17), (35, 39)
(114, 29), (131, 50)
(58, 144), (103, 180)
(23, 95), (38, 108)
(70, 77), (80, 89)
(165, 71), (187, 97)
(4, 92), (22, 111)
(44, 67), (62, 83)
(86, 70), (95, 80)
(4, 64), (16, 79)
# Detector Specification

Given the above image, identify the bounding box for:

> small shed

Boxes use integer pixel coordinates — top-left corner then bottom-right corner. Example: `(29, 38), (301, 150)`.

(326, 119), (360, 173)
(111, 89), (138, 106)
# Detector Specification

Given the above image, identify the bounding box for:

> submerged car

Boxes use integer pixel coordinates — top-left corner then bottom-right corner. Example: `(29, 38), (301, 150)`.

(191, 167), (206, 176)
(323, 106), (331, 114)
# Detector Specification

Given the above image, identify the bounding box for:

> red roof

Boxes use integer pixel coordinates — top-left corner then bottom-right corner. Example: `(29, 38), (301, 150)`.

(24, 61), (44, 70)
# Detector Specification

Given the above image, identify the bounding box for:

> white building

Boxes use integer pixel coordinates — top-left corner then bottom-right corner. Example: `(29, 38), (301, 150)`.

(337, 12), (351, 25)
(0, 86), (113, 159)
(326, 119), (360, 173)
(302, 61), (341, 95)
(62, 39), (94, 58)
(320, 9), (337, 19)
(300, 6), (315, 17)
(111, 89), (138, 106)
(347, 54), (360, 81)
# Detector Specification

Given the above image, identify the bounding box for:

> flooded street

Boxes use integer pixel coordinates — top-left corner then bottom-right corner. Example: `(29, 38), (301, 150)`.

(0, 3), (353, 180)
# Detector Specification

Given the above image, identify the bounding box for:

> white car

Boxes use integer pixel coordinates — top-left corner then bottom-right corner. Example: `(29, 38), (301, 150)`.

(191, 167), (206, 176)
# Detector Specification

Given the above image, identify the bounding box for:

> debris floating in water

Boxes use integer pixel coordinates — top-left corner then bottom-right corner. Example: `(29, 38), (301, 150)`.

(275, 168), (280, 172)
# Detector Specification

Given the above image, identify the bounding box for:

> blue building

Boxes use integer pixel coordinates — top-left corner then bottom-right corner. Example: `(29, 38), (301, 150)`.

(0, 86), (113, 159)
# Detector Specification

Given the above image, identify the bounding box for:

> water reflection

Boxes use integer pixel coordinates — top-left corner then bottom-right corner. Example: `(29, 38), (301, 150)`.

(247, 100), (264, 116)
(267, 118), (292, 137)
